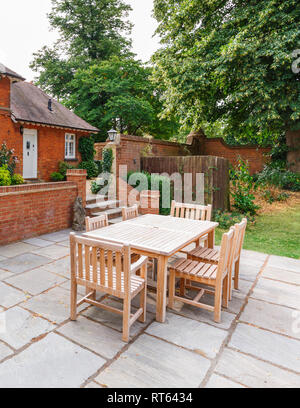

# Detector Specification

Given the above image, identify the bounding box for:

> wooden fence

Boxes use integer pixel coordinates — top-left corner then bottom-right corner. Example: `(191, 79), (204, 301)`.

(141, 155), (230, 211)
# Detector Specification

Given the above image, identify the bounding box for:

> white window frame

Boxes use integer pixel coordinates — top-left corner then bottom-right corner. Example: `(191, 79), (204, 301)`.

(65, 133), (76, 159)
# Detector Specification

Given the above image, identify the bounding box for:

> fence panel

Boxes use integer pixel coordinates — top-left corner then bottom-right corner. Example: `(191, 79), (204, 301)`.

(141, 155), (229, 211)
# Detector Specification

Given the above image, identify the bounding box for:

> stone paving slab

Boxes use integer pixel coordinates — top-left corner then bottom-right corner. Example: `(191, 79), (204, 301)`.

(146, 313), (227, 359)
(0, 342), (13, 362)
(4, 267), (66, 296)
(0, 269), (13, 281)
(32, 245), (70, 260)
(22, 286), (85, 324)
(95, 334), (211, 388)
(0, 242), (38, 258)
(38, 230), (72, 243)
(82, 298), (155, 337)
(0, 282), (28, 309)
(251, 278), (300, 310)
(23, 238), (54, 248)
(205, 373), (245, 388)
(43, 257), (70, 279)
(240, 298), (300, 340)
(57, 315), (126, 359)
(0, 306), (55, 349)
(262, 266), (300, 286)
(85, 381), (103, 388)
(0, 253), (52, 274)
(0, 256), (6, 262)
(215, 348), (300, 388)
(57, 240), (70, 248)
(238, 262), (261, 282)
(0, 332), (105, 388)
(229, 323), (300, 373)
(267, 255), (300, 274)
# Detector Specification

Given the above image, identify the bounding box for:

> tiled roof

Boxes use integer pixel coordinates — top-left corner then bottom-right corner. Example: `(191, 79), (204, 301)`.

(0, 63), (25, 81)
(11, 81), (99, 133)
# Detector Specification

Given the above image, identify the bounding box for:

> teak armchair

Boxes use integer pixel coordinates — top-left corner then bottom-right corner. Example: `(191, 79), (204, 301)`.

(168, 228), (235, 323)
(122, 204), (139, 221)
(70, 233), (148, 342)
(187, 218), (247, 299)
(85, 214), (109, 232)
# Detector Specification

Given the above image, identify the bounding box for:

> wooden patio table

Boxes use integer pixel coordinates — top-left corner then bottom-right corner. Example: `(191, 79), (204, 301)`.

(83, 214), (218, 323)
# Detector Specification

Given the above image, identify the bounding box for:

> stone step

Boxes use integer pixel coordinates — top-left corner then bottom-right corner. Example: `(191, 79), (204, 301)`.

(86, 194), (106, 205)
(92, 207), (123, 220)
(85, 200), (122, 216)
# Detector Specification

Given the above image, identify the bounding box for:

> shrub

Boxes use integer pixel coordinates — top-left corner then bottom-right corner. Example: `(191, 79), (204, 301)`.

(78, 160), (98, 179)
(0, 142), (17, 176)
(78, 137), (96, 162)
(0, 165), (12, 186)
(50, 172), (65, 182)
(11, 174), (24, 185)
(58, 161), (75, 179)
(213, 210), (255, 229)
(91, 180), (101, 195)
(127, 171), (173, 215)
(257, 166), (300, 192)
(230, 158), (260, 215)
(94, 160), (103, 175)
(102, 148), (113, 173)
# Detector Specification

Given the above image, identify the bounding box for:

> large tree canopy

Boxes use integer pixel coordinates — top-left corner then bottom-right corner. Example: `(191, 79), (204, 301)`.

(152, 0), (300, 145)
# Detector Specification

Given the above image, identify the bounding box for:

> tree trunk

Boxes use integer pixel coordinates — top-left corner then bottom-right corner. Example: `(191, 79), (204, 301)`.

(286, 130), (300, 173)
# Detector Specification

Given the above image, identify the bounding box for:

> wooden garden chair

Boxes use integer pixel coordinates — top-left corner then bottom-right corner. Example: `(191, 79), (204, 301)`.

(70, 233), (148, 342)
(170, 201), (212, 251)
(187, 218), (247, 300)
(85, 214), (109, 232)
(168, 228), (235, 323)
(122, 204), (139, 221)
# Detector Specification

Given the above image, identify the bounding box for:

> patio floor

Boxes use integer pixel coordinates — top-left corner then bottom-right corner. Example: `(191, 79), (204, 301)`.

(0, 229), (299, 388)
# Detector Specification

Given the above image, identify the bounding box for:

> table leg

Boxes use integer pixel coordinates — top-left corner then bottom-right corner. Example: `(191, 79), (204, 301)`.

(207, 229), (215, 248)
(156, 255), (168, 323)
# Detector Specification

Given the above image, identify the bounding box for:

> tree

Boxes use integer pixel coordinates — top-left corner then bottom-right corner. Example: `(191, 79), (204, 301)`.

(152, 0), (300, 145)
(30, 0), (133, 98)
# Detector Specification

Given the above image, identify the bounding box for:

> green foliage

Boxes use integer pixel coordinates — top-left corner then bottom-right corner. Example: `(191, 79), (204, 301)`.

(94, 160), (103, 175)
(257, 166), (300, 191)
(152, 0), (300, 143)
(91, 180), (101, 195)
(50, 172), (65, 182)
(0, 165), (12, 186)
(127, 171), (173, 215)
(0, 142), (17, 176)
(102, 148), (113, 174)
(261, 189), (290, 204)
(230, 159), (260, 215)
(78, 137), (96, 162)
(213, 211), (254, 230)
(11, 174), (24, 185)
(58, 161), (76, 179)
(78, 160), (99, 179)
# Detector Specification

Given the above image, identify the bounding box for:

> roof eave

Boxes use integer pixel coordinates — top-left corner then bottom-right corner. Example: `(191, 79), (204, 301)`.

(12, 116), (99, 133)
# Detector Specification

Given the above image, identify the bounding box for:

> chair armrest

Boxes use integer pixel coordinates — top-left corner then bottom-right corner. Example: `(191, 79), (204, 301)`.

(130, 256), (148, 274)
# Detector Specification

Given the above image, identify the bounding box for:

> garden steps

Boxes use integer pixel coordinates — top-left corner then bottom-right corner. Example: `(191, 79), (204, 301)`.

(85, 196), (123, 221)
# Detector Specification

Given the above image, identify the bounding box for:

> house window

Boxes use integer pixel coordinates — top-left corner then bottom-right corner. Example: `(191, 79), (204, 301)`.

(65, 133), (76, 159)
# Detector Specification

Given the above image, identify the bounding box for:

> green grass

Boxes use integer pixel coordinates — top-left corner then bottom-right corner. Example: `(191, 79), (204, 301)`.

(215, 205), (300, 259)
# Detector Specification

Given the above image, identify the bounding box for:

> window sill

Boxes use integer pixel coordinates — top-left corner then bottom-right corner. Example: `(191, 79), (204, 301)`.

(64, 158), (78, 162)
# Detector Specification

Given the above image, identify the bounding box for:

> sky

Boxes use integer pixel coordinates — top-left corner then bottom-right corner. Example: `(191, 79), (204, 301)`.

(0, 0), (160, 81)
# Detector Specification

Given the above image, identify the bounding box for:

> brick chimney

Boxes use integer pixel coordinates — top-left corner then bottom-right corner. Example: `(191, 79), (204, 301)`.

(0, 75), (11, 112)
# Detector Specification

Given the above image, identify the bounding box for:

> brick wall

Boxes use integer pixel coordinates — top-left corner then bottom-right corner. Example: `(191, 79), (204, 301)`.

(95, 133), (270, 176)
(202, 138), (271, 174)
(0, 169), (87, 245)
(0, 76), (10, 109)
(286, 130), (300, 173)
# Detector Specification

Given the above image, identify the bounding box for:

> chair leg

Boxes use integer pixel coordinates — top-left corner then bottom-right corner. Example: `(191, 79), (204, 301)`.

(234, 259), (240, 290)
(214, 281), (222, 323)
(168, 270), (176, 309)
(70, 280), (77, 321)
(122, 296), (131, 342)
(222, 275), (229, 309)
(139, 265), (147, 323)
(228, 264), (233, 301)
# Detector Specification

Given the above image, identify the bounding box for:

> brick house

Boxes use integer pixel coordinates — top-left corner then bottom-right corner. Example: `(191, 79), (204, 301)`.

(0, 64), (98, 181)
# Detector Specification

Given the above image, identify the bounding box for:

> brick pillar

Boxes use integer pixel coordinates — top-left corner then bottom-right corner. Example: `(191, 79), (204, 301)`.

(140, 190), (160, 215)
(67, 169), (87, 207)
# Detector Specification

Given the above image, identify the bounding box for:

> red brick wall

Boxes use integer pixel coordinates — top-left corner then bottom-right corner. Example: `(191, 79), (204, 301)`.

(0, 75), (89, 181)
(0, 169), (87, 245)
(203, 138), (270, 174)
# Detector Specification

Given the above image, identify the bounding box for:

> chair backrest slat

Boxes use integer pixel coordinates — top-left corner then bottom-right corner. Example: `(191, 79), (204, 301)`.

(85, 214), (108, 232)
(171, 200), (212, 221)
(233, 218), (247, 261)
(70, 234), (130, 295)
(122, 205), (139, 221)
(217, 228), (235, 281)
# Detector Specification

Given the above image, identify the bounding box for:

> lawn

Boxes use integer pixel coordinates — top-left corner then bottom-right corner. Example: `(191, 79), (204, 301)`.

(215, 204), (300, 259)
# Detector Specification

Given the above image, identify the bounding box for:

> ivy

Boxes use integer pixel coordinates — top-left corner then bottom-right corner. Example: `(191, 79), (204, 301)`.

(78, 137), (96, 162)
(102, 148), (113, 174)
